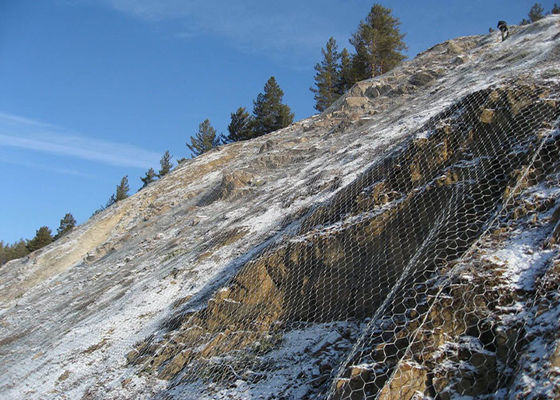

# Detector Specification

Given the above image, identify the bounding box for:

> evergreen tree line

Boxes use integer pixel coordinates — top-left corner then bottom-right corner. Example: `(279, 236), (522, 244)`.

(0, 213), (76, 265)
(519, 2), (559, 25)
(92, 7), (407, 229)
(57, 1), (560, 234)
(3, 74), (296, 264)
(9, 3), (552, 264)
(43, 5), (409, 233)
(310, 3), (407, 112)
(313, 2), (560, 112)
(133, 76), (293, 193)
(94, 76), (294, 213)
(92, 148), (175, 215)
(188, 76), (294, 155)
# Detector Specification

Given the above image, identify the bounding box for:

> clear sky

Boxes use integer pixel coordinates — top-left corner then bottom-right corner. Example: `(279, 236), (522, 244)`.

(0, 0), (557, 244)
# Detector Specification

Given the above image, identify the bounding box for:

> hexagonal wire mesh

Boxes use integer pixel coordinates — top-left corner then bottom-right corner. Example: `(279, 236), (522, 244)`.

(128, 80), (560, 399)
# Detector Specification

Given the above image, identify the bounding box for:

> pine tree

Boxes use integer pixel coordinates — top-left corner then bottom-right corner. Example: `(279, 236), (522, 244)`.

(552, 3), (560, 14)
(0, 242), (10, 265)
(1, 240), (31, 265)
(158, 151), (173, 177)
(187, 119), (221, 157)
(252, 77), (294, 137)
(1, 240), (29, 263)
(116, 175), (129, 201)
(55, 213), (76, 239)
(337, 48), (355, 95)
(350, 4), (407, 80)
(27, 226), (53, 252)
(11, 240), (29, 260)
(311, 37), (342, 112)
(529, 2), (545, 22)
(140, 168), (157, 189)
(106, 194), (117, 208)
(225, 107), (254, 142)
(519, 18), (531, 25)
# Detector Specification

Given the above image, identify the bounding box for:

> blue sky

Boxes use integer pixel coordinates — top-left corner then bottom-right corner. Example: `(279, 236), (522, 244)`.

(0, 0), (557, 243)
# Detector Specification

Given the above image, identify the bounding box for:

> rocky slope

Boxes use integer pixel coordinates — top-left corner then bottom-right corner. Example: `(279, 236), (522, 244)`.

(1, 16), (560, 400)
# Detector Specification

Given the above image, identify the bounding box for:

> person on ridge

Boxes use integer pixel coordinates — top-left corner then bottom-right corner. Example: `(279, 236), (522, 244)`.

(497, 20), (509, 41)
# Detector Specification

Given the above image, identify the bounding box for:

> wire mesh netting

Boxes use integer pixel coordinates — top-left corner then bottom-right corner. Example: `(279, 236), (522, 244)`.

(119, 80), (560, 399)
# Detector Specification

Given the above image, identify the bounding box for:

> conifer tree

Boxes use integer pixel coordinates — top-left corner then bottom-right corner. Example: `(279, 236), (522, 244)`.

(55, 213), (76, 239)
(519, 18), (531, 25)
(311, 37), (342, 112)
(0, 242), (10, 265)
(252, 77), (294, 137)
(106, 194), (117, 208)
(158, 151), (173, 177)
(225, 107), (254, 142)
(337, 48), (355, 95)
(1, 240), (29, 263)
(27, 226), (53, 252)
(552, 3), (560, 14)
(1, 240), (31, 265)
(140, 168), (157, 189)
(116, 175), (129, 201)
(187, 119), (221, 157)
(350, 4), (407, 80)
(529, 2), (545, 22)
(12, 240), (29, 260)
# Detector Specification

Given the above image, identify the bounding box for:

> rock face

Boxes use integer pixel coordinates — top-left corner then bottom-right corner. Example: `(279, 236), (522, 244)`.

(1, 16), (560, 400)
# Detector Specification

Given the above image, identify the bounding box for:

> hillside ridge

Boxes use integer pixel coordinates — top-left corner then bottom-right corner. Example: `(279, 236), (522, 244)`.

(1, 15), (560, 400)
